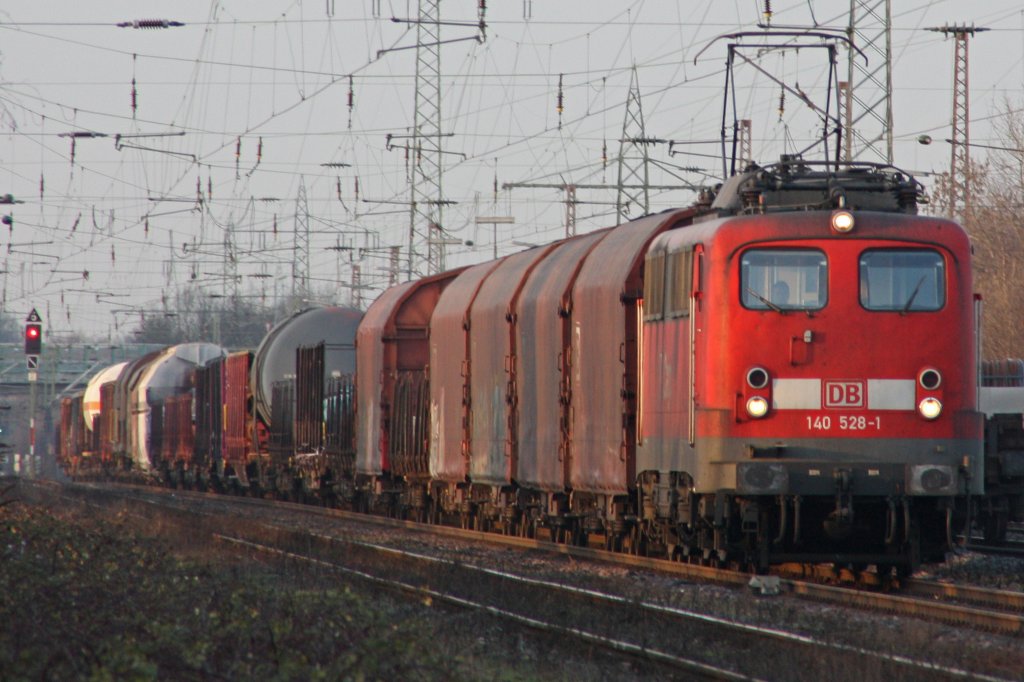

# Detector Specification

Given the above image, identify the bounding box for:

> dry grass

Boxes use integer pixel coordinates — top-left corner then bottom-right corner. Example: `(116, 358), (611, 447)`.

(0, 487), (573, 681)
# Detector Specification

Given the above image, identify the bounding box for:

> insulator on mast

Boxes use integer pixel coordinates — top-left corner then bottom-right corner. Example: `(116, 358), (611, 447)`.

(131, 54), (138, 118)
(556, 73), (564, 129)
(347, 75), (354, 129)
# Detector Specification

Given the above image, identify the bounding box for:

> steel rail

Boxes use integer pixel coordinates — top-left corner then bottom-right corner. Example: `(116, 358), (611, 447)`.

(212, 534), (758, 682)
(42, 481), (1024, 637)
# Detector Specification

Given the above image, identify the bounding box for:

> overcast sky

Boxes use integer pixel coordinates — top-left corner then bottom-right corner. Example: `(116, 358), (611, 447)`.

(0, 0), (1022, 340)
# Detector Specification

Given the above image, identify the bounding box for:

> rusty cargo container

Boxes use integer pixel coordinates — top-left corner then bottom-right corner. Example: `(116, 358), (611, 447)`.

(58, 395), (90, 474)
(325, 372), (356, 474)
(295, 343), (325, 456)
(223, 351), (252, 473)
(428, 261), (501, 483)
(161, 393), (195, 477)
(356, 270), (462, 479)
(193, 357), (223, 473)
(268, 379), (294, 465)
(467, 245), (558, 488)
(567, 210), (695, 495)
(98, 381), (118, 464)
(514, 230), (610, 493)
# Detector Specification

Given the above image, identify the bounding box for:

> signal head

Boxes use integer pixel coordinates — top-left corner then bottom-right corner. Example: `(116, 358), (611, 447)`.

(24, 322), (42, 355)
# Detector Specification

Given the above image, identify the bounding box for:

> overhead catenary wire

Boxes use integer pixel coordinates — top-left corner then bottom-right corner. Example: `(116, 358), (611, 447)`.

(0, 1), (1016, 336)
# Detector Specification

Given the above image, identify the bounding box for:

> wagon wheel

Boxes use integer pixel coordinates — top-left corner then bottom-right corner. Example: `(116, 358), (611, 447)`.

(982, 509), (1009, 545)
(475, 510), (490, 533)
(574, 527), (589, 548)
(628, 523), (648, 556)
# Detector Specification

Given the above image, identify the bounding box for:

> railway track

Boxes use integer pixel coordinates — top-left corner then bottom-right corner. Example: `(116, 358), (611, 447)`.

(22, 481), (1015, 675)
(33, 479), (1024, 636)
(965, 539), (1024, 559)
(15, 479), (1024, 679)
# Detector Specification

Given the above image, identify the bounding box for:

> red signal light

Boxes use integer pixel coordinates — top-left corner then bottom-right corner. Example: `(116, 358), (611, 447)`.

(24, 322), (42, 355)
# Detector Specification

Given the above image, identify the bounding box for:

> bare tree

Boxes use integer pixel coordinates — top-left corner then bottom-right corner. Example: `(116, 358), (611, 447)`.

(928, 101), (1024, 360)
(133, 288), (279, 349)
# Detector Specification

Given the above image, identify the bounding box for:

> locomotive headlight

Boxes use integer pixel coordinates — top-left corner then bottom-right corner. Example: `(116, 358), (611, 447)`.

(746, 396), (769, 418)
(830, 210), (855, 233)
(918, 397), (943, 420)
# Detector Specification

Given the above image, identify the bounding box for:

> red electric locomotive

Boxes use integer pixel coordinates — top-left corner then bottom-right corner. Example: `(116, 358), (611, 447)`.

(636, 159), (981, 572)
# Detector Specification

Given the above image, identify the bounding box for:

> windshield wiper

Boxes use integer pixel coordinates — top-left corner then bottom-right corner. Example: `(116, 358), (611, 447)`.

(746, 287), (785, 314)
(901, 276), (927, 314)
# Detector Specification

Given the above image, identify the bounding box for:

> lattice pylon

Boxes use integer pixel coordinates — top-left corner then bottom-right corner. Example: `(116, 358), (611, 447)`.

(927, 24), (988, 218)
(845, 0), (894, 164)
(616, 66), (650, 224)
(409, 0), (445, 277)
(951, 31), (970, 215)
(292, 177), (310, 299)
(738, 119), (753, 169)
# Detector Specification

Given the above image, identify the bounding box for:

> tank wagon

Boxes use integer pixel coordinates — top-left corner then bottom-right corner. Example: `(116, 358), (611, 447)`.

(73, 344), (225, 478)
(249, 306), (362, 496)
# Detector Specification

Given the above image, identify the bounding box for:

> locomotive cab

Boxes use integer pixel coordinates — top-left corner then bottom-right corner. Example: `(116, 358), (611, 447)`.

(637, 159), (983, 573)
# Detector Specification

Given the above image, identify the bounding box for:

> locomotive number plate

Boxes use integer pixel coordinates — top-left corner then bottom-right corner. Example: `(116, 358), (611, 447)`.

(806, 415), (881, 431)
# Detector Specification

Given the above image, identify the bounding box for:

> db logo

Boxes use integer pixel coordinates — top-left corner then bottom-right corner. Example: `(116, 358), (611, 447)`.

(823, 380), (865, 409)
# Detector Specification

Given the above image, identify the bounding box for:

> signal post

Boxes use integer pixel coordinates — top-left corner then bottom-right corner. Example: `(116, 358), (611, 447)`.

(25, 308), (41, 476)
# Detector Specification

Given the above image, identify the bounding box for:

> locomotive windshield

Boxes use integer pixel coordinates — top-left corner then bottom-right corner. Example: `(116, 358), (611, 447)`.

(859, 249), (945, 312)
(741, 249), (827, 311)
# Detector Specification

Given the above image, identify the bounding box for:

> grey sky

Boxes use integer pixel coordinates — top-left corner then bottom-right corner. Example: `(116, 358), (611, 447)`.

(0, 0), (1021, 339)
